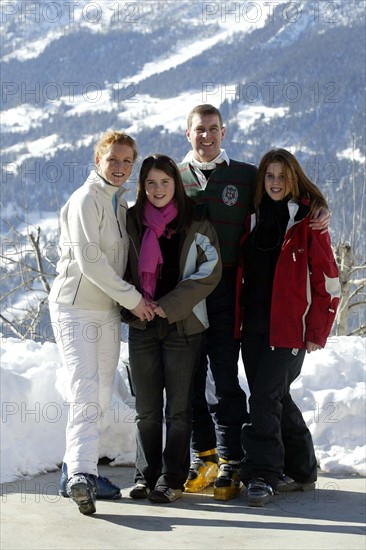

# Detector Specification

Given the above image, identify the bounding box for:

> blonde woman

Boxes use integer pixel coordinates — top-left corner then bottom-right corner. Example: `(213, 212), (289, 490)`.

(49, 131), (154, 515)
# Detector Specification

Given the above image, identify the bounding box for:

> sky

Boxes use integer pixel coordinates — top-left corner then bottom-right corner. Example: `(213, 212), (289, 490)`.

(1, 333), (365, 485)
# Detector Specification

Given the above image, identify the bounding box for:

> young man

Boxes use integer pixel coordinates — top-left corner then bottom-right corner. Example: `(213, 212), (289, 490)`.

(179, 104), (329, 501)
(178, 104), (256, 500)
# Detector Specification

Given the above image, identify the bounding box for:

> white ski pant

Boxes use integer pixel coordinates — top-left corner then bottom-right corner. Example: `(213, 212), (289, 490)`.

(50, 303), (121, 477)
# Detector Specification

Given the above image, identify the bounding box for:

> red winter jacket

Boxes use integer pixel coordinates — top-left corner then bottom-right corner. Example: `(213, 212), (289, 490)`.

(235, 203), (341, 349)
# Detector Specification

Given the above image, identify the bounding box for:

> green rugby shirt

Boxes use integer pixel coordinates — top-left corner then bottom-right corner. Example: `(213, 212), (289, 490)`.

(179, 160), (257, 268)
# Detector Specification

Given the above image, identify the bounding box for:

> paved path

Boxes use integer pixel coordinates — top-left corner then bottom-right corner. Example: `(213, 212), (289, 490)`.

(1, 467), (365, 550)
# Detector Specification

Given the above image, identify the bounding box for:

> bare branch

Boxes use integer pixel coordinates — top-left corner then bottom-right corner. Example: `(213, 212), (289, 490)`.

(351, 134), (356, 252)
(24, 297), (47, 340)
(0, 254), (54, 279)
(350, 264), (366, 274)
(0, 209), (57, 342)
(0, 278), (40, 301)
(349, 324), (366, 337)
(0, 252), (42, 273)
(0, 313), (25, 340)
(348, 299), (366, 312)
(28, 229), (51, 293)
(347, 276), (365, 291)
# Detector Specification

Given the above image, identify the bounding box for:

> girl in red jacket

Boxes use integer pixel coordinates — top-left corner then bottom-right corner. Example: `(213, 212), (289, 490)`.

(238, 149), (340, 507)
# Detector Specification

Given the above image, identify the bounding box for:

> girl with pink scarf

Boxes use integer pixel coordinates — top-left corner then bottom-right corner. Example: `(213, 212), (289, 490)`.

(124, 154), (222, 503)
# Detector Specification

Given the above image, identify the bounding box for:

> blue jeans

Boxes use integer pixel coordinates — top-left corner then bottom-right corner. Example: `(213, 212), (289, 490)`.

(128, 318), (204, 490)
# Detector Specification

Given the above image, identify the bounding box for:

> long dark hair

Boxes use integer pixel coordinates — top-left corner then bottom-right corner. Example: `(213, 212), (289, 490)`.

(133, 154), (195, 235)
(255, 149), (328, 215)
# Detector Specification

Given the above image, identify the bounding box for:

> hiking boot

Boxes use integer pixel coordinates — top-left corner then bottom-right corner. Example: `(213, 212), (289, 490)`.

(247, 478), (274, 507)
(66, 473), (97, 515)
(59, 463), (121, 500)
(184, 449), (219, 493)
(213, 459), (243, 501)
(276, 474), (316, 493)
(148, 486), (182, 503)
(130, 482), (150, 499)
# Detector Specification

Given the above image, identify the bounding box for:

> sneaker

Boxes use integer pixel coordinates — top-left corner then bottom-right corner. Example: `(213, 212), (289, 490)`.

(130, 482), (150, 499)
(276, 474), (316, 493)
(95, 475), (122, 499)
(184, 449), (219, 493)
(59, 463), (121, 500)
(247, 478), (274, 507)
(66, 473), (97, 515)
(148, 485), (182, 503)
(213, 459), (244, 501)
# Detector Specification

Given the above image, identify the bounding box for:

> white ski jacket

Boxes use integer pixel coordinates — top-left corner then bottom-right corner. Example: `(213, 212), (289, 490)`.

(49, 170), (142, 311)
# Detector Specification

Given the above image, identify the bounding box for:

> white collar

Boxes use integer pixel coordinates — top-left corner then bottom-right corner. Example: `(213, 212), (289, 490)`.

(286, 200), (300, 231)
(182, 148), (230, 169)
(181, 149), (230, 189)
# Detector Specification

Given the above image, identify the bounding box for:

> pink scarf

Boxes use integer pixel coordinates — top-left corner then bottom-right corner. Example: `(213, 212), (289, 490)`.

(138, 200), (178, 300)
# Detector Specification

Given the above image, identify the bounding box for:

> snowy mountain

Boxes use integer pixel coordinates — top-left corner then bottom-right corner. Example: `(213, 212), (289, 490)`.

(1, 1), (364, 238)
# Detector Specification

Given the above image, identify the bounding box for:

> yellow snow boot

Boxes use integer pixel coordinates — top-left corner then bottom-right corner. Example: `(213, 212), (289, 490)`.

(184, 449), (219, 493)
(213, 458), (243, 501)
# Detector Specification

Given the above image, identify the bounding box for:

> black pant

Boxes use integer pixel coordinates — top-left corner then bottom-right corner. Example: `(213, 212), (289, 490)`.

(240, 327), (317, 489)
(129, 318), (204, 490)
(191, 271), (248, 461)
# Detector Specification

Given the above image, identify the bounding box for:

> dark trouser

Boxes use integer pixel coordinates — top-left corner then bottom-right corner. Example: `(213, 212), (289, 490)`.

(240, 327), (317, 490)
(128, 318), (204, 490)
(191, 271), (249, 461)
